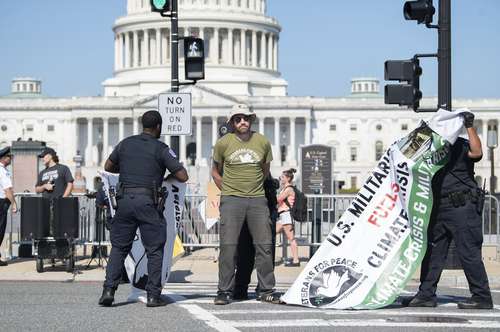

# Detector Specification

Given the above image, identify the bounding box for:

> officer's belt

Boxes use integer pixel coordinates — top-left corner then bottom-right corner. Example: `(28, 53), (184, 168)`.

(121, 187), (154, 197)
(440, 189), (475, 202)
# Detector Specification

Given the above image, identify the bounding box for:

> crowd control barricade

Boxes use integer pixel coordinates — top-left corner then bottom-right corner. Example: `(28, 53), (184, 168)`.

(6, 193), (499, 261)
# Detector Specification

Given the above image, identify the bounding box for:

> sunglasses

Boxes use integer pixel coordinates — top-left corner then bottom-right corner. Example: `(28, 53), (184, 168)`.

(233, 115), (252, 124)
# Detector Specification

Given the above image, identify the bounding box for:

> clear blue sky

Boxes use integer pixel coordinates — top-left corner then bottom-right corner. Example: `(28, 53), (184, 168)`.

(0, 0), (499, 98)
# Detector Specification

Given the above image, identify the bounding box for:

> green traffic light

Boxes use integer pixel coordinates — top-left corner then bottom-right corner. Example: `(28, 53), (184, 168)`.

(151, 0), (169, 11)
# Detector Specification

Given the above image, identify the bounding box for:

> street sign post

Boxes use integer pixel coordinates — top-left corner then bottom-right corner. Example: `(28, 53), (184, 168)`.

(158, 93), (192, 135)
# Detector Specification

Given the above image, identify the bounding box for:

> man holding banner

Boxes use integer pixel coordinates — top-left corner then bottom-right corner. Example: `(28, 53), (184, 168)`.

(98, 110), (188, 308)
(406, 111), (493, 309)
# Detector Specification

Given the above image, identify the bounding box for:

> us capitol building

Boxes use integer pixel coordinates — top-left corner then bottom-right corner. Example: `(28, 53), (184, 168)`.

(0, 0), (499, 193)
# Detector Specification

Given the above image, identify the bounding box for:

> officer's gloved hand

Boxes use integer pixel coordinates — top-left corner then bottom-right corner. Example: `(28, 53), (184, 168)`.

(461, 112), (475, 128)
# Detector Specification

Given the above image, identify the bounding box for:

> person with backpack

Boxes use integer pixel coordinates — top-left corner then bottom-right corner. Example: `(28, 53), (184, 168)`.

(276, 168), (300, 267)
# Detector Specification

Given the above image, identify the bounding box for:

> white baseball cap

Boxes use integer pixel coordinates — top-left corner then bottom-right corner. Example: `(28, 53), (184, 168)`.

(228, 104), (256, 122)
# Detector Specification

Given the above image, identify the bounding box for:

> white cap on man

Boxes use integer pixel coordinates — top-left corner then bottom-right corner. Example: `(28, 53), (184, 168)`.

(227, 104), (256, 123)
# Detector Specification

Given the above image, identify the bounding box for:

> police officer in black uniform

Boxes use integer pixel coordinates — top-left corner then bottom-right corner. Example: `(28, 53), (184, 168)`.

(98, 110), (188, 307)
(406, 111), (493, 309)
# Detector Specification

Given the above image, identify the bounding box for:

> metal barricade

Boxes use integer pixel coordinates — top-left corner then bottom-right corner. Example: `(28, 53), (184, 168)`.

(5, 193), (499, 259)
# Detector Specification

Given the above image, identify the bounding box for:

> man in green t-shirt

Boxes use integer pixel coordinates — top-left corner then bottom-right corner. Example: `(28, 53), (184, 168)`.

(212, 104), (280, 305)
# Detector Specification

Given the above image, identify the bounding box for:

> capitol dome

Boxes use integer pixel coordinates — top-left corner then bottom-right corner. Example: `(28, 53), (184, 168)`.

(103, 0), (288, 97)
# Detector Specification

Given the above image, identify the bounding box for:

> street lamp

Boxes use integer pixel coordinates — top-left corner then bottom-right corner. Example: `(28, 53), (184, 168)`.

(487, 125), (498, 194)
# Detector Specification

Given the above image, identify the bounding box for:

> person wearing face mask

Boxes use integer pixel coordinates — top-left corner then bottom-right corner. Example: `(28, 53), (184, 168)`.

(35, 147), (74, 199)
(98, 110), (188, 308)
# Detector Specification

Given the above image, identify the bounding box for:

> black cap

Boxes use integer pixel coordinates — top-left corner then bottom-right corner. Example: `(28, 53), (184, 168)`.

(0, 147), (11, 159)
(38, 147), (57, 158)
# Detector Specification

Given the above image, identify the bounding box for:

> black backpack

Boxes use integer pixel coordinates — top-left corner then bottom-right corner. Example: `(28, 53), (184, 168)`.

(285, 186), (308, 222)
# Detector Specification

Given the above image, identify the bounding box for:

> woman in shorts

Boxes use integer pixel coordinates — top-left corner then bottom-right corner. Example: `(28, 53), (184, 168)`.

(276, 168), (300, 267)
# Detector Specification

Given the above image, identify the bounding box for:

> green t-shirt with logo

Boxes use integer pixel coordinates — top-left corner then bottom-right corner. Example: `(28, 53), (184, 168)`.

(213, 132), (273, 197)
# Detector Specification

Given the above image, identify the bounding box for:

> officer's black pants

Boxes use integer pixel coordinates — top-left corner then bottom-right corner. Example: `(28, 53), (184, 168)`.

(417, 199), (492, 301)
(0, 199), (10, 258)
(103, 194), (166, 297)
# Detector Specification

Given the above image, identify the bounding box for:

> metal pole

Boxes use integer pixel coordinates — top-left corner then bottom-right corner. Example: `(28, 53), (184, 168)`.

(438, 0), (452, 111)
(171, 0), (179, 93)
(491, 148), (495, 195)
(170, 0), (180, 156)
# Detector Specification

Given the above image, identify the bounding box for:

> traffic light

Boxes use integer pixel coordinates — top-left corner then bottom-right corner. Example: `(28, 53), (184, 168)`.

(404, 0), (435, 24)
(184, 37), (205, 81)
(150, 0), (170, 13)
(384, 59), (422, 111)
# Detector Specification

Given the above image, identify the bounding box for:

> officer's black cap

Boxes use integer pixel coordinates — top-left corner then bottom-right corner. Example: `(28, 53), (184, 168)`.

(38, 147), (57, 158)
(142, 110), (163, 129)
(0, 146), (11, 159)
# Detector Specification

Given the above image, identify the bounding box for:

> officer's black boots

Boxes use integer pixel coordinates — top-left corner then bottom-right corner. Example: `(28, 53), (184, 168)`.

(403, 296), (437, 308)
(98, 287), (115, 307)
(146, 294), (168, 307)
(457, 298), (494, 310)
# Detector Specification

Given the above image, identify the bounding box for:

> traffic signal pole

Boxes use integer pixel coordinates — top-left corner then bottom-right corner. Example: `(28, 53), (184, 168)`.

(170, 0), (179, 93)
(438, 0), (451, 111)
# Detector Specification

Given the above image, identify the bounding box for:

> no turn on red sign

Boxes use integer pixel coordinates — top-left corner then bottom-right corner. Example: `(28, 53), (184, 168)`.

(158, 93), (192, 135)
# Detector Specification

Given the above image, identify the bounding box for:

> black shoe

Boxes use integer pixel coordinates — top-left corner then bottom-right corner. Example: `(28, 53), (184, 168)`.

(214, 293), (231, 305)
(285, 261), (300, 267)
(0, 260), (8, 266)
(457, 298), (493, 310)
(257, 292), (283, 304)
(98, 287), (115, 307)
(232, 290), (249, 301)
(146, 295), (168, 307)
(403, 296), (437, 308)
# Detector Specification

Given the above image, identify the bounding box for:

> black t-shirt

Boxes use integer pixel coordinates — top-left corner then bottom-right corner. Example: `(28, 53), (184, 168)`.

(109, 133), (184, 188)
(433, 137), (479, 197)
(36, 164), (74, 199)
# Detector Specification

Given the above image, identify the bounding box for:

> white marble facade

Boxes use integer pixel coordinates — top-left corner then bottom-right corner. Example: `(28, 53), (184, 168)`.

(0, 0), (499, 193)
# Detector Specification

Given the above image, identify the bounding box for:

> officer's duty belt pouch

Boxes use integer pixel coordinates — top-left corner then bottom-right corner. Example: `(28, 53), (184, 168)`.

(448, 191), (467, 208)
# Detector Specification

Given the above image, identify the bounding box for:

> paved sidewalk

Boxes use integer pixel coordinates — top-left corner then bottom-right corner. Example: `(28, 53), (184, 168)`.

(1, 248), (500, 289)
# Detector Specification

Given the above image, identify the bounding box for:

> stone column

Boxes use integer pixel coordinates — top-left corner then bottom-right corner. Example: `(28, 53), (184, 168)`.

(259, 31), (266, 68)
(289, 117), (296, 163)
(213, 28), (219, 64)
(211, 116), (218, 146)
(143, 29), (150, 66)
(274, 117), (280, 156)
(252, 30), (257, 67)
(196, 116), (202, 164)
(156, 28), (162, 65)
(267, 33), (273, 70)
(133, 30), (139, 67)
(133, 116), (139, 135)
(118, 33), (123, 69)
(161, 29), (168, 64)
(119, 118), (125, 141)
(180, 135), (187, 163)
(259, 116), (265, 134)
(240, 29), (246, 66)
(87, 118), (94, 166)
(482, 120), (488, 145)
(273, 35), (278, 70)
(305, 117), (311, 145)
(125, 32), (131, 68)
(228, 28), (234, 65)
(102, 117), (109, 162)
(114, 35), (119, 70)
